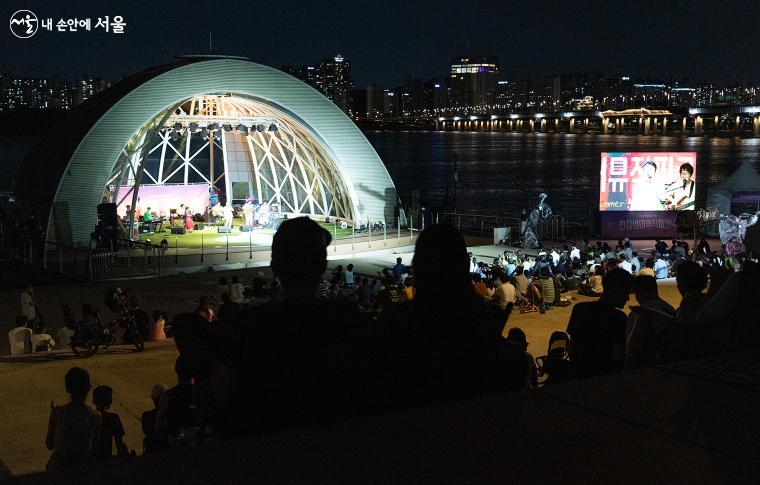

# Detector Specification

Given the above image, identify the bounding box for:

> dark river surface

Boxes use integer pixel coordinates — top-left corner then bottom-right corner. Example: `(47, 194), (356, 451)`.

(365, 130), (760, 223)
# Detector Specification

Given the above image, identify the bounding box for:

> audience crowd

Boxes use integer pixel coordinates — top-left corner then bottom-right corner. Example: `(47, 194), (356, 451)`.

(12, 217), (759, 474)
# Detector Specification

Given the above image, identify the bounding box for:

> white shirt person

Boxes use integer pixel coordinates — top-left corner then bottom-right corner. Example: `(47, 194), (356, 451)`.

(629, 161), (665, 211)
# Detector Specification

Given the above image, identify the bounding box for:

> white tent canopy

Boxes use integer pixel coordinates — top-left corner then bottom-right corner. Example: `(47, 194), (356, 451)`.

(706, 160), (760, 215)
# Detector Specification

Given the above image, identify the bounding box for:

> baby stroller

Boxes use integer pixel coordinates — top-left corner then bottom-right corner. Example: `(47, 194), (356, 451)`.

(535, 331), (573, 385)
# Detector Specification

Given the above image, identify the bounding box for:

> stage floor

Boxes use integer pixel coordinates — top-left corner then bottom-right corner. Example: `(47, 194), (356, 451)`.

(138, 218), (354, 249)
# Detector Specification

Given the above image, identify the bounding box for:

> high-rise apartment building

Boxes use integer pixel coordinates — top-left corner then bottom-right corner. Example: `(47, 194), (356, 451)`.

(281, 55), (353, 114)
(449, 55), (499, 113)
(316, 55), (353, 114)
(366, 84), (384, 118)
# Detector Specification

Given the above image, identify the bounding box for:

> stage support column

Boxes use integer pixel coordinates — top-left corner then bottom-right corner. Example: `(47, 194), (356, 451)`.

(644, 117), (651, 135)
(663, 117), (668, 134)
(569, 118), (574, 133)
(713, 115), (719, 135)
(695, 116), (703, 135)
(682, 117), (687, 133)
(220, 130), (232, 202)
(735, 116), (741, 135)
(584, 118), (589, 133)
(601, 117), (608, 134)
(754, 116), (760, 137)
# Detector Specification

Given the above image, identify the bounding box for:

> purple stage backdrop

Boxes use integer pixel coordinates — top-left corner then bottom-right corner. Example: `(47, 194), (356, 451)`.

(601, 211), (678, 239)
(116, 183), (210, 218)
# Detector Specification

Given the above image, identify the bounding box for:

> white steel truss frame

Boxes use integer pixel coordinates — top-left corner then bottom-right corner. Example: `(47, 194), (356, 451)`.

(105, 95), (354, 221)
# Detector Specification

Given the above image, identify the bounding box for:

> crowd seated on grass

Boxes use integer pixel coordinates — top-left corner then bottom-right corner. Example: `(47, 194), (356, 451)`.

(39, 219), (760, 475)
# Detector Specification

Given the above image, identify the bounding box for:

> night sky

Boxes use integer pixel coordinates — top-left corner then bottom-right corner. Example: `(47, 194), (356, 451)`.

(2, 0), (759, 86)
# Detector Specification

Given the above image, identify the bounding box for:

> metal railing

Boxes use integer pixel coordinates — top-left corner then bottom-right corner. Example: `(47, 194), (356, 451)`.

(435, 210), (570, 241)
(435, 211), (522, 240)
(12, 216), (419, 283)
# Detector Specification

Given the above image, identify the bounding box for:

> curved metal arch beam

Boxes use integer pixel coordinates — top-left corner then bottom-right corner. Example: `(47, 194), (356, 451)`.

(50, 58), (396, 244)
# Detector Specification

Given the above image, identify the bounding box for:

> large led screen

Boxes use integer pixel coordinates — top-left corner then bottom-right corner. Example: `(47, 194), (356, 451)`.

(600, 152), (697, 211)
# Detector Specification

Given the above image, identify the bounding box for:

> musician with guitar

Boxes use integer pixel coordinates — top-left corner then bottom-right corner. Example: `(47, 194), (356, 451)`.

(662, 163), (695, 211)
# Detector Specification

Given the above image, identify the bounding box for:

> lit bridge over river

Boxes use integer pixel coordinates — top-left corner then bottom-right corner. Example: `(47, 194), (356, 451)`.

(433, 106), (760, 136)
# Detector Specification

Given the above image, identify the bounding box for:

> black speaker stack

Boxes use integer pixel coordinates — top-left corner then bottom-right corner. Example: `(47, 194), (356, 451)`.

(97, 203), (118, 238)
(171, 227), (186, 235)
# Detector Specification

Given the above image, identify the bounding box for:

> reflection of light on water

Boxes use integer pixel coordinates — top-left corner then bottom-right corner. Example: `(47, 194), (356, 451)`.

(369, 131), (760, 218)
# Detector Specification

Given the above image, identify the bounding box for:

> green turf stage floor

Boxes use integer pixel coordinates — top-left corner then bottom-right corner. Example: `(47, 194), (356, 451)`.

(138, 217), (354, 249)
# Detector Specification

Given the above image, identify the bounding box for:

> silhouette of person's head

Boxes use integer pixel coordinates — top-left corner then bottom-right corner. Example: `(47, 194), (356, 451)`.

(412, 224), (471, 300)
(92, 385), (113, 410)
(171, 313), (213, 379)
(676, 261), (707, 296)
(601, 268), (634, 308)
(65, 367), (91, 402)
(271, 217), (331, 296)
(633, 275), (659, 304)
(175, 355), (193, 384)
(506, 327), (528, 350)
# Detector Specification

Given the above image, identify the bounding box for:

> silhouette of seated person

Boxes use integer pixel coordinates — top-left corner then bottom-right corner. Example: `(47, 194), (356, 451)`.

(157, 356), (198, 447)
(566, 268), (633, 379)
(699, 223), (760, 352)
(207, 217), (369, 438)
(661, 261), (711, 361)
(378, 224), (513, 410)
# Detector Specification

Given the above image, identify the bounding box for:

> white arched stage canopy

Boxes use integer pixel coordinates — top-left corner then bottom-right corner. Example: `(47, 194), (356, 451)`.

(19, 56), (399, 246)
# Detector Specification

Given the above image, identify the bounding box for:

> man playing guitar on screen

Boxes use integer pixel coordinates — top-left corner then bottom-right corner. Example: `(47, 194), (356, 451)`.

(662, 162), (695, 210)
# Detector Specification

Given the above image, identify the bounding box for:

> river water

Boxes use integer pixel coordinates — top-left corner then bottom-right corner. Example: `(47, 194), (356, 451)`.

(366, 131), (760, 222)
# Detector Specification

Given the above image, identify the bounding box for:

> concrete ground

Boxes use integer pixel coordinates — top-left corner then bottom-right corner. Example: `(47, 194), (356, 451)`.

(0, 244), (685, 476)
(7, 356), (759, 484)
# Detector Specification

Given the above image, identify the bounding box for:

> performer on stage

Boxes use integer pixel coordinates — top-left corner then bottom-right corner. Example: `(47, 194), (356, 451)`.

(223, 202), (234, 230)
(184, 205), (194, 232)
(143, 207), (152, 223)
(242, 197), (254, 227)
(255, 202), (271, 227)
(211, 201), (223, 225)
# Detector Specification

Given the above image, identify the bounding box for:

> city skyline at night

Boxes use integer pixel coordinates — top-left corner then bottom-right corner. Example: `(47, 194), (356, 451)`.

(2, 0), (760, 88)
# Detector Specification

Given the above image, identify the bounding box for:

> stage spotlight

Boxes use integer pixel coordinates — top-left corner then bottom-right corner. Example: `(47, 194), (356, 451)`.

(256, 124), (265, 132)
(173, 122), (183, 131)
(236, 124), (248, 134)
(268, 123), (278, 132)
(200, 127), (208, 138)
(189, 122), (199, 132)
(223, 124), (233, 132)
(209, 123), (220, 131)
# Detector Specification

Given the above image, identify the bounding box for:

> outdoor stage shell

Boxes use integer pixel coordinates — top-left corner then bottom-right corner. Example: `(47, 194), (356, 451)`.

(18, 56), (398, 246)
